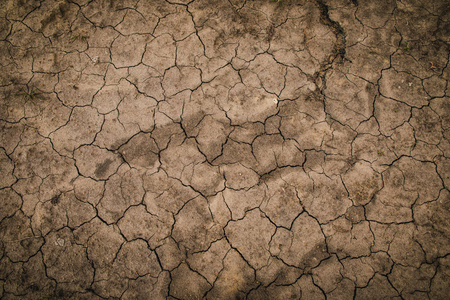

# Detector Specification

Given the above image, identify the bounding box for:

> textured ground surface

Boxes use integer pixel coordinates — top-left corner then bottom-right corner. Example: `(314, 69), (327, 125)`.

(0, 0), (449, 299)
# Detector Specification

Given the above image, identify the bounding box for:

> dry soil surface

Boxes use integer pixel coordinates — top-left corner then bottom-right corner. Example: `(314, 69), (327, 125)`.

(0, 0), (449, 299)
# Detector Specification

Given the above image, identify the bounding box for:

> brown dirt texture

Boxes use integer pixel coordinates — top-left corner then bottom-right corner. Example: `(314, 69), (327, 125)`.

(0, 0), (449, 299)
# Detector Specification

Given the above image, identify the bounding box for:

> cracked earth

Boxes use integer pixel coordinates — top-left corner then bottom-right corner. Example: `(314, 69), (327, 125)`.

(0, 0), (449, 299)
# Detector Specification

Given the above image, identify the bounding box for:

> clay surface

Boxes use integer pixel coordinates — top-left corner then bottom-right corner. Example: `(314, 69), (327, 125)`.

(0, 0), (449, 299)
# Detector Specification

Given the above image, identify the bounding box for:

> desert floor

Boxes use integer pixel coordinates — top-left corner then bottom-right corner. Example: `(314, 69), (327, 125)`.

(0, 0), (449, 299)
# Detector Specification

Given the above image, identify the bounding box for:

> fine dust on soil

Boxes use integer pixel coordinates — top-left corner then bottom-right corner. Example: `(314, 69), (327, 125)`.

(0, 0), (449, 299)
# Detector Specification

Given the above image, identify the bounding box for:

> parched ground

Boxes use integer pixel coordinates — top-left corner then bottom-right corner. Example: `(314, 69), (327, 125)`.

(0, 0), (449, 299)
